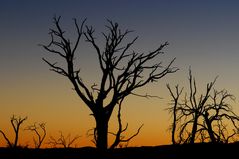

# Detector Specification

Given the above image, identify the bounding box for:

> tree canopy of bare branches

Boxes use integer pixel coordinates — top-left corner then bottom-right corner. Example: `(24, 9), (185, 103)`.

(42, 16), (178, 149)
(167, 69), (239, 144)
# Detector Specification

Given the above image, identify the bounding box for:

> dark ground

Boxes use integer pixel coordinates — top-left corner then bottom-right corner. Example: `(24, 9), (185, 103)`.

(0, 142), (238, 159)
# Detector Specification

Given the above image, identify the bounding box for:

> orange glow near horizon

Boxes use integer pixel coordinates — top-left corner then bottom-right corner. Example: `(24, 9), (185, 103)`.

(0, 86), (173, 148)
(1, 57), (239, 148)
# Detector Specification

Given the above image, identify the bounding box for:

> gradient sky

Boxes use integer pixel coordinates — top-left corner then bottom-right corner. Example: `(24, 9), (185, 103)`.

(1, 0), (239, 147)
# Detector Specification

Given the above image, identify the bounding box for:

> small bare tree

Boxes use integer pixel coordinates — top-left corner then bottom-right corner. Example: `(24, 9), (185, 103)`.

(42, 16), (177, 149)
(166, 84), (183, 145)
(47, 131), (80, 148)
(0, 115), (27, 148)
(109, 98), (144, 149)
(167, 69), (239, 144)
(25, 122), (46, 148)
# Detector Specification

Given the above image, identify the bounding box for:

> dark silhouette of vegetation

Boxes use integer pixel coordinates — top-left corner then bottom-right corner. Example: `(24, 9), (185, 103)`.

(41, 16), (177, 149)
(167, 84), (183, 145)
(0, 115), (27, 148)
(109, 98), (144, 149)
(47, 131), (80, 148)
(167, 69), (239, 144)
(25, 122), (46, 148)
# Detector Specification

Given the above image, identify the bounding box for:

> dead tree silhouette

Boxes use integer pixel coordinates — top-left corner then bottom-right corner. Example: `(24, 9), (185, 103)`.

(167, 69), (239, 144)
(166, 84), (183, 145)
(41, 16), (178, 150)
(25, 122), (46, 148)
(47, 131), (80, 148)
(0, 115), (27, 148)
(200, 89), (239, 143)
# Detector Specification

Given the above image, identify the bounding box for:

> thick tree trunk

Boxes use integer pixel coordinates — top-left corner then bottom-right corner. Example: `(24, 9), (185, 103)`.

(204, 113), (216, 143)
(206, 121), (216, 143)
(95, 115), (109, 150)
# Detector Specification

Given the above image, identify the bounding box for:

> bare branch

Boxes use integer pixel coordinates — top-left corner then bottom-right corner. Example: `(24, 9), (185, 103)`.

(42, 58), (68, 76)
(72, 18), (87, 56)
(131, 92), (163, 99)
(0, 130), (12, 148)
(119, 124), (144, 143)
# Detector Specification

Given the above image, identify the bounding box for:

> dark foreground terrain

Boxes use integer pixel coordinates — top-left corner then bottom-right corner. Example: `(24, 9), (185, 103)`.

(0, 143), (238, 159)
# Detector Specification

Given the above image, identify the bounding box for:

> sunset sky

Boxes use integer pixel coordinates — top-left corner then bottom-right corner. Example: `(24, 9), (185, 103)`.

(1, 0), (239, 148)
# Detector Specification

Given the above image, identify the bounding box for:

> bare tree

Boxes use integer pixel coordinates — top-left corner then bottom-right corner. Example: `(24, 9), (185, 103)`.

(47, 131), (80, 148)
(167, 69), (239, 144)
(0, 115), (27, 148)
(41, 16), (177, 149)
(201, 89), (239, 143)
(25, 122), (46, 148)
(167, 69), (216, 144)
(166, 84), (183, 145)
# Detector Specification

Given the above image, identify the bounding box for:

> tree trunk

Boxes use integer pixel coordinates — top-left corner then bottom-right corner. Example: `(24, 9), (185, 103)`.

(172, 105), (177, 145)
(190, 114), (199, 144)
(95, 115), (109, 150)
(204, 113), (216, 143)
(14, 128), (19, 148)
(206, 121), (216, 143)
